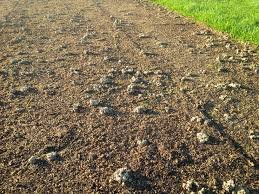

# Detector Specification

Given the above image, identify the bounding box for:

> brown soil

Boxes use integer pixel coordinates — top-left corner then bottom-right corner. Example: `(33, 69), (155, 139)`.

(0, 0), (258, 193)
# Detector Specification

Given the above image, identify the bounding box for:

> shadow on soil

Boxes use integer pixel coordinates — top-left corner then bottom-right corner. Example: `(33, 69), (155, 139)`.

(125, 170), (152, 191)
(198, 106), (257, 169)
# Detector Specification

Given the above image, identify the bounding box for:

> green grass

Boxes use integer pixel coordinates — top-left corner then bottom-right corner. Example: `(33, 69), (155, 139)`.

(152, 0), (259, 44)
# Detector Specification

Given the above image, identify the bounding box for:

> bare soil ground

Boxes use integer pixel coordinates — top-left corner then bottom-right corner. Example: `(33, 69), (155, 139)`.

(0, 0), (258, 193)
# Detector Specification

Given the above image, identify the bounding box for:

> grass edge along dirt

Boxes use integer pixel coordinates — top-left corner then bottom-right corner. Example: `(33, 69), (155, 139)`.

(151, 0), (259, 45)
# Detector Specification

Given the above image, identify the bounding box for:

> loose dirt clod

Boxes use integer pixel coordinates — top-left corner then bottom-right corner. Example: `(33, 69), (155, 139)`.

(197, 132), (210, 144)
(223, 179), (236, 192)
(182, 179), (199, 192)
(1, 0), (258, 192)
(72, 103), (84, 113)
(110, 168), (133, 185)
(46, 152), (59, 161)
(133, 105), (149, 114)
(99, 107), (115, 115)
(28, 156), (39, 165)
(89, 99), (100, 107)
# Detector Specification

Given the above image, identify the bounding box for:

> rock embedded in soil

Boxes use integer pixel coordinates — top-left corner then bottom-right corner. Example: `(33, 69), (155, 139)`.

(197, 132), (210, 144)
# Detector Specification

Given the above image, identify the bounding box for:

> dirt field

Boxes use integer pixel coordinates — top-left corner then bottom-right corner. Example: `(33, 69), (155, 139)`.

(0, 0), (258, 193)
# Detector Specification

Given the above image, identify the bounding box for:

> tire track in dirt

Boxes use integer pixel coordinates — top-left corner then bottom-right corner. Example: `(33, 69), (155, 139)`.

(0, 0), (258, 193)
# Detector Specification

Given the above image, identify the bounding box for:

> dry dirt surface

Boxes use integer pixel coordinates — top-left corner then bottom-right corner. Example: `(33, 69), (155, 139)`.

(0, 0), (258, 193)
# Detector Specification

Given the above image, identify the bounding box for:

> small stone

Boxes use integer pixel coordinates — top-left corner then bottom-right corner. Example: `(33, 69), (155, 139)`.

(182, 179), (199, 192)
(197, 132), (210, 144)
(255, 68), (259, 74)
(99, 107), (115, 115)
(89, 99), (100, 107)
(46, 152), (59, 161)
(133, 106), (148, 114)
(223, 179), (235, 192)
(110, 168), (133, 185)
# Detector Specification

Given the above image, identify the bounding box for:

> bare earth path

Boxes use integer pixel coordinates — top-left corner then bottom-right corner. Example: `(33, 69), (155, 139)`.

(0, 0), (258, 193)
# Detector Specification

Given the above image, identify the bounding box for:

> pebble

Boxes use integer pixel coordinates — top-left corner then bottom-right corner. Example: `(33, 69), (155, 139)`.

(110, 167), (133, 185)
(223, 179), (235, 192)
(197, 132), (210, 144)
(99, 107), (115, 115)
(255, 68), (259, 74)
(46, 152), (59, 161)
(89, 99), (100, 107)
